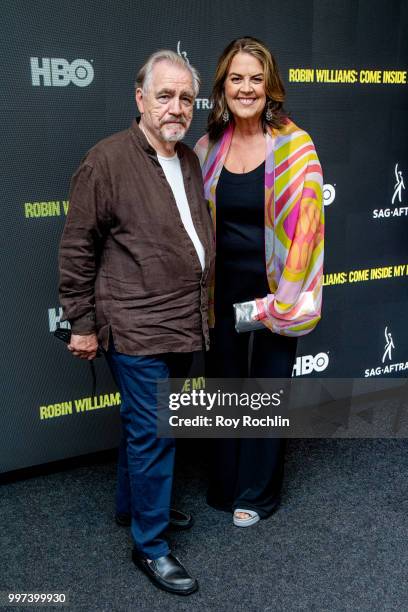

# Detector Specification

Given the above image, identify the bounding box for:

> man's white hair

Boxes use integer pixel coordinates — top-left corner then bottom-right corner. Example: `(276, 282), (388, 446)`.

(135, 49), (200, 97)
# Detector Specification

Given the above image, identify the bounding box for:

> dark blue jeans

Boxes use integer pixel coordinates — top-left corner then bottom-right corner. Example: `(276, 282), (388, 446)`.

(106, 344), (192, 559)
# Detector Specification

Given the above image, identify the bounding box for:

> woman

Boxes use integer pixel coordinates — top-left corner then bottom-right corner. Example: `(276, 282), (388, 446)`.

(195, 37), (324, 526)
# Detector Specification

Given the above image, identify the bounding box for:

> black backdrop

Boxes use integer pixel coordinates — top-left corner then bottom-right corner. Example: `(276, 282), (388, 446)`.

(1, 0), (407, 472)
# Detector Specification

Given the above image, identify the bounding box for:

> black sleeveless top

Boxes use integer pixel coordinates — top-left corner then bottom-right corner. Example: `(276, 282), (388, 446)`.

(215, 161), (270, 316)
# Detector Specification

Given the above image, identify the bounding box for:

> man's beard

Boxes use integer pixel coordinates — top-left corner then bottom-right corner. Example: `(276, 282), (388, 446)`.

(160, 122), (187, 142)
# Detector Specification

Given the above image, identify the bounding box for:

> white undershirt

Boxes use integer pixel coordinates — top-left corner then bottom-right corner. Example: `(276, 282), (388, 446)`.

(157, 153), (205, 270)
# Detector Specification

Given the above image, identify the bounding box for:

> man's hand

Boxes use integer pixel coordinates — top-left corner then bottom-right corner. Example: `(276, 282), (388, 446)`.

(68, 333), (99, 360)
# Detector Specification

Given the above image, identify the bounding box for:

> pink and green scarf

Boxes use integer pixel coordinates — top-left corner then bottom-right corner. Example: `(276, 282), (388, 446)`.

(194, 120), (324, 336)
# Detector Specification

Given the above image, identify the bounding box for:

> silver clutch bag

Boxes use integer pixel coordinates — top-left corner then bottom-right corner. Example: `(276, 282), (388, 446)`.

(233, 300), (265, 333)
(233, 291), (320, 334)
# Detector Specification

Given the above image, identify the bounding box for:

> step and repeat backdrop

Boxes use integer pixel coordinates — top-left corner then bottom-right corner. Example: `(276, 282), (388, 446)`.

(1, 0), (407, 472)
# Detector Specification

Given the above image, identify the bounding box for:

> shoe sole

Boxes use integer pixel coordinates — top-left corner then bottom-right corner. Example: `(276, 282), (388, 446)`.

(132, 554), (199, 595)
(115, 515), (131, 527)
(168, 516), (194, 531)
(116, 515), (194, 531)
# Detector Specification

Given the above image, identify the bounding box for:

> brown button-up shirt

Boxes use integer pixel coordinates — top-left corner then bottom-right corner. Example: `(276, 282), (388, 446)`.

(59, 120), (214, 355)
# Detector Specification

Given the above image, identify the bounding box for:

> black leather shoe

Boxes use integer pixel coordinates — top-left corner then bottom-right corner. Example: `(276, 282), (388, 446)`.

(115, 508), (193, 530)
(115, 512), (132, 527)
(168, 508), (194, 530)
(132, 551), (198, 595)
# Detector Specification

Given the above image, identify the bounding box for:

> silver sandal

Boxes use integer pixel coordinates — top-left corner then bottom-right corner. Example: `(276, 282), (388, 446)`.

(233, 508), (260, 527)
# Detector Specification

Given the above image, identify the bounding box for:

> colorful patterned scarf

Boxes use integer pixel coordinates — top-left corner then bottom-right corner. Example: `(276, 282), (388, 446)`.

(194, 120), (324, 336)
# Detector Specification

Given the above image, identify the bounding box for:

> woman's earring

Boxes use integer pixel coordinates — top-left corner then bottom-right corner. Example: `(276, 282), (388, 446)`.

(222, 108), (230, 123)
(265, 101), (273, 121)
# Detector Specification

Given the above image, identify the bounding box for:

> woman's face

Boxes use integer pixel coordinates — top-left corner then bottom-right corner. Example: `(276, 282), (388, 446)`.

(224, 52), (266, 122)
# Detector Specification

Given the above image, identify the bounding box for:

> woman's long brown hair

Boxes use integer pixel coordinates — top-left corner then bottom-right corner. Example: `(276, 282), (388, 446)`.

(207, 37), (288, 142)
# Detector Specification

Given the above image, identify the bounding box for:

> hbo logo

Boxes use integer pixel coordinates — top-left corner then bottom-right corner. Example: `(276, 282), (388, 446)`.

(323, 184), (336, 206)
(30, 57), (94, 87)
(292, 352), (329, 376)
(48, 307), (70, 333)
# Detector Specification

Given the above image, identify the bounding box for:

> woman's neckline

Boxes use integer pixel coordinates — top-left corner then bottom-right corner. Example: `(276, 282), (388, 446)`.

(222, 161), (265, 176)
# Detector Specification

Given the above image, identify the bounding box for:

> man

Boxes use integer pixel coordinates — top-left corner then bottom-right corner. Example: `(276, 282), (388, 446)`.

(59, 50), (214, 595)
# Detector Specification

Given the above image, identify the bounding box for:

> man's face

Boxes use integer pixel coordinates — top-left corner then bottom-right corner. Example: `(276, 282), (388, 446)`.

(136, 60), (195, 143)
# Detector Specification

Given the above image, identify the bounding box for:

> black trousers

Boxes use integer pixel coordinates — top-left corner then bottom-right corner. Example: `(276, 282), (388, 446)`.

(206, 314), (297, 518)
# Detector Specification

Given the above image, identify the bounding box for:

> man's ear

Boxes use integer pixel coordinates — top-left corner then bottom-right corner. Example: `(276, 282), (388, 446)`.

(135, 88), (144, 114)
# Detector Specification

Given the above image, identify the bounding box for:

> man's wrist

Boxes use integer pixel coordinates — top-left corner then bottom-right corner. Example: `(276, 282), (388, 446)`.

(69, 312), (96, 335)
